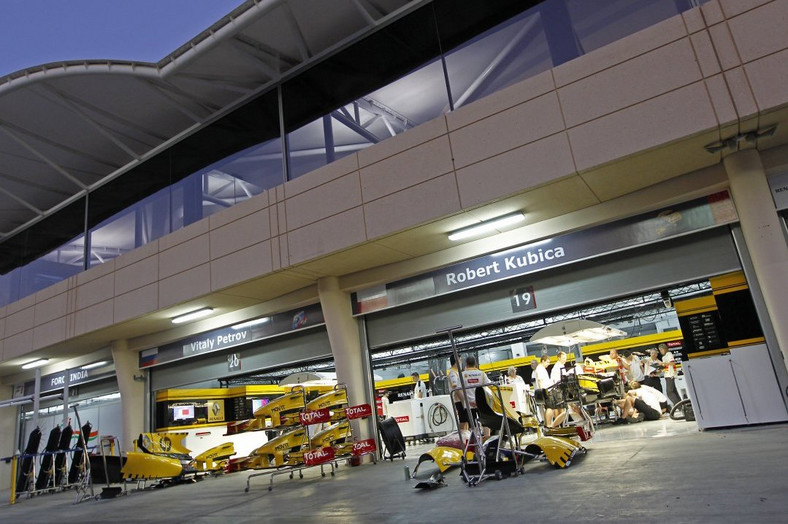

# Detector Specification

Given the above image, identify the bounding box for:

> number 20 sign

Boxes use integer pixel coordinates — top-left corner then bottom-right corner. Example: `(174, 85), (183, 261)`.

(509, 286), (536, 313)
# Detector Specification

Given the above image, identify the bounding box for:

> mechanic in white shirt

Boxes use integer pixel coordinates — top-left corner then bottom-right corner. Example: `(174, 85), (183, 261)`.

(411, 372), (428, 399)
(462, 355), (492, 438)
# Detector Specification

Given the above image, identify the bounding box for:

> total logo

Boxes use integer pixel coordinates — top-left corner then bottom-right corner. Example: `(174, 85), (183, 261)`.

(304, 447), (335, 465)
(299, 408), (330, 425)
(345, 403), (373, 420)
(352, 439), (377, 456)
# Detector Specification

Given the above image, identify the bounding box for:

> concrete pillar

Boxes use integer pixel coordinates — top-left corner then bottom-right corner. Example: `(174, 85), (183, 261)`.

(0, 385), (16, 491)
(111, 340), (145, 452)
(317, 276), (373, 443)
(724, 149), (788, 374)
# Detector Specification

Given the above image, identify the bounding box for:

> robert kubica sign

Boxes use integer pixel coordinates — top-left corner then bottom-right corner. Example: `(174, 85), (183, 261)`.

(352, 192), (737, 314)
(441, 244), (566, 290)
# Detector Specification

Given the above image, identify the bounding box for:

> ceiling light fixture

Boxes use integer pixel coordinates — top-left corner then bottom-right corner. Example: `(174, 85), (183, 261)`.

(81, 361), (108, 370)
(21, 358), (49, 369)
(171, 307), (214, 324)
(448, 212), (525, 241)
(231, 317), (270, 330)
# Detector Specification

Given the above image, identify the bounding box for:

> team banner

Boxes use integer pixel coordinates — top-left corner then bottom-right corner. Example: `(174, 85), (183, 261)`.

(352, 192), (737, 314)
(304, 446), (335, 466)
(139, 303), (324, 368)
(299, 408), (331, 426)
(352, 439), (377, 456)
(345, 403), (373, 420)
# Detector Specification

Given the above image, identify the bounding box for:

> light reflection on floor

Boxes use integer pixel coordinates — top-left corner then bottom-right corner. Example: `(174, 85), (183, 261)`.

(404, 416), (700, 463)
(589, 416), (699, 442)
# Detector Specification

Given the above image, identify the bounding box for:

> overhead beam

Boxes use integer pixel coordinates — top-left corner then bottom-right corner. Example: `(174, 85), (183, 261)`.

(137, 77), (212, 123)
(234, 33), (301, 70)
(228, 39), (281, 80)
(147, 76), (226, 113)
(0, 124), (87, 189)
(351, 0), (382, 25)
(281, 2), (311, 61)
(37, 83), (168, 144)
(176, 73), (258, 95)
(0, 169), (73, 197)
(453, 16), (539, 109)
(0, 184), (42, 214)
(330, 110), (382, 144)
(34, 84), (143, 160)
(0, 118), (123, 171)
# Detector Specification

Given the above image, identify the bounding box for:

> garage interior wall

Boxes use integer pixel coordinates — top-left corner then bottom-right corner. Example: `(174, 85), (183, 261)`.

(366, 227), (741, 349)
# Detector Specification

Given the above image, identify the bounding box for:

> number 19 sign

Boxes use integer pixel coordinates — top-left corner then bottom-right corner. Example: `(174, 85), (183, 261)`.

(509, 286), (536, 313)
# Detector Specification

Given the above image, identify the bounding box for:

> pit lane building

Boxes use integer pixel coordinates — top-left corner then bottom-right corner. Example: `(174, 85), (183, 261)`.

(2, 0), (788, 489)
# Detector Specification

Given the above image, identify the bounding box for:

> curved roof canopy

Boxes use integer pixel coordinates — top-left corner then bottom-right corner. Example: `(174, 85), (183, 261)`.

(0, 0), (421, 243)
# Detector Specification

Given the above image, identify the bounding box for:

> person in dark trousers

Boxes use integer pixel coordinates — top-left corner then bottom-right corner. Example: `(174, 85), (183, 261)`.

(659, 344), (681, 406)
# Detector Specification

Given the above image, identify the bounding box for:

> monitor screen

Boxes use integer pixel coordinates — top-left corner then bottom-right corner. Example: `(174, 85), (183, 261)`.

(251, 398), (270, 412)
(173, 405), (195, 421)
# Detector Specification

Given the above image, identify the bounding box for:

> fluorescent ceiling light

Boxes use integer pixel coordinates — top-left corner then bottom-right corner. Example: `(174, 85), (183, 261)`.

(231, 317), (270, 330)
(21, 358), (49, 369)
(171, 307), (214, 324)
(530, 319), (626, 347)
(81, 361), (108, 370)
(448, 212), (525, 241)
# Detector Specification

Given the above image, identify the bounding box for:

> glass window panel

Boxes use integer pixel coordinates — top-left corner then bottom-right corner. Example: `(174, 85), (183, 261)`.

(170, 178), (189, 231)
(287, 59), (449, 180)
(19, 235), (85, 297)
(0, 269), (20, 307)
(445, 9), (550, 109)
(88, 187), (171, 268)
(566, 0), (683, 55)
(200, 138), (283, 220)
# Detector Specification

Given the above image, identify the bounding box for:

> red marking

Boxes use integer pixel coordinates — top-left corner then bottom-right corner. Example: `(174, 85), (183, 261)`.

(352, 439), (377, 456)
(299, 408), (331, 426)
(395, 416), (410, 423)
(304, 446), (335, 466)
(345, 403), (373, 420)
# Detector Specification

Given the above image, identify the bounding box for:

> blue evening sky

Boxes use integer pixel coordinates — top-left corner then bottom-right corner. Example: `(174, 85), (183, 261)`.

(0, 0), (244, 77)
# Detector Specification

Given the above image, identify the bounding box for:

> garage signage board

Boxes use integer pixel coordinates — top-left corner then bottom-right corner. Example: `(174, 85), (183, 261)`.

(352, 192), (737, 315)
(19, 367), (115, 396)
(140, 303), (324, 368)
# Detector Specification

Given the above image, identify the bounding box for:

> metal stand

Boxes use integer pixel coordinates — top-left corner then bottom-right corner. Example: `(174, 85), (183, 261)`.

(245, 461), (336, 492)
(437, 325), (491, 487)
(485, 383), (531, 476)
(71, 405), (94, 504)
(94, 436), (128, 499)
